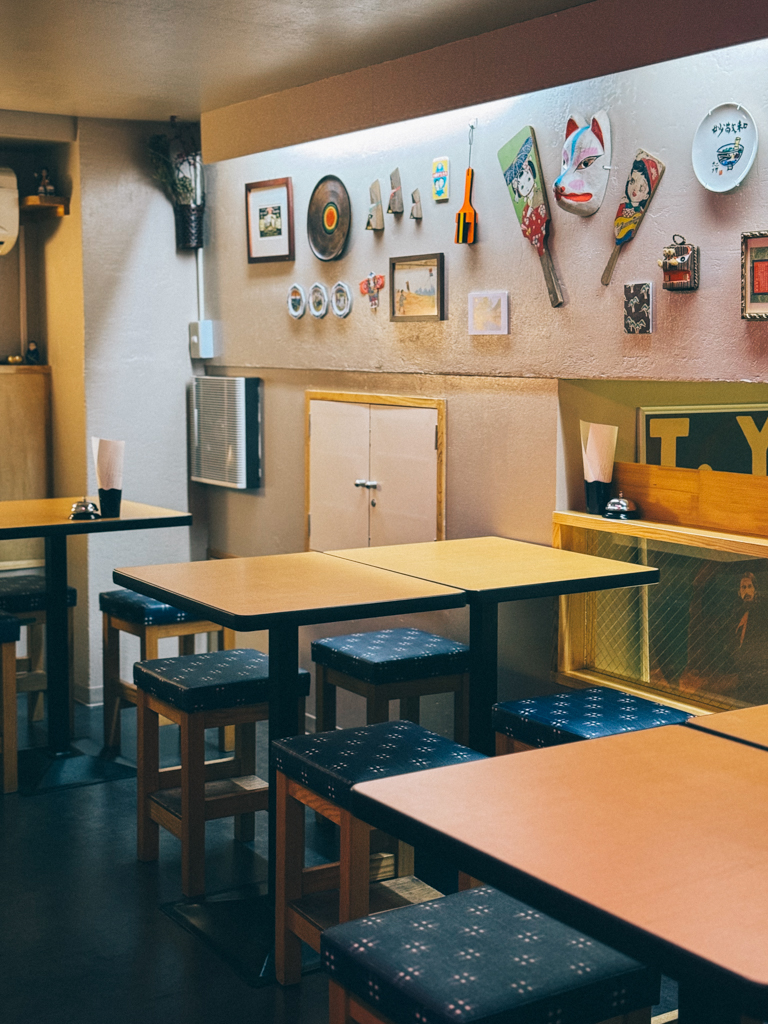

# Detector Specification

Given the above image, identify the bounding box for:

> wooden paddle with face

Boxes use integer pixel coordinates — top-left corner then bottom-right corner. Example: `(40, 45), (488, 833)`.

(601, 149), (665, 286)
(498, 126), (563, 307)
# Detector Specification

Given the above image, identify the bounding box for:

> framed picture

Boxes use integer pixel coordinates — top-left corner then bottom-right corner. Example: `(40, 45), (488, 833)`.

(468, 291), (508, 335)
(246, 177), (294, 263)
(638, 404), (768, 474)
(390, 253), (444, 322)
(741, 231), (768, 319)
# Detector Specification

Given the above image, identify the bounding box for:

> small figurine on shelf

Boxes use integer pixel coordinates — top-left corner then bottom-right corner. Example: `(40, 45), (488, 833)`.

(658, 234), (699, 291)
(35, 168), (56, 196)
(25, 340), (41, 364)
(359, 272), (385, 310)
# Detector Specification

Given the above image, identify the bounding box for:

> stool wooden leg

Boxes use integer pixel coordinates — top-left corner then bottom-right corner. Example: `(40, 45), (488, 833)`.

(102, 614), (122, 750)
(366, 692), (389, 726)
(328, 979), (351, 1024)
(458, 872), (483, 890)
(180, 711), (207, 898)
(495, 733), (515, 755)
(179, 633), (196, 656)
(339, 808), (370, 922)
(315, 664), (336, 734)
(275, 770), (305, 986)
(396, 841), (414, 877)
(27, 620), (45, 722)
(216, 628), (237, 751)
(2, 639), (18, 794)
(233, 721), (256, 842)
(454, 672), (470, 746)
(400, 695), (420, 725)
(136, 691), (160, 862)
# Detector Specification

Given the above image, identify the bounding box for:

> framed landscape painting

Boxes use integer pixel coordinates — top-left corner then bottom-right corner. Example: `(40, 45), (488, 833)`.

(390, 253), (445, 322)
(246, 177), (294, 263)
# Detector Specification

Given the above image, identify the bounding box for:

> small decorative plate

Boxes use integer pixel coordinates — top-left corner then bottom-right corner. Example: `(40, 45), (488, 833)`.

(287, 283), (306, 319)
(330, 281), (352, 318)
(308, 282), (329, 318)
(692, 103), (758, 192)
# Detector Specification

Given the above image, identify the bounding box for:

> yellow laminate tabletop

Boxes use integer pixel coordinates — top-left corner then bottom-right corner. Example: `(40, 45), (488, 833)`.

(328, 535), (659, 601)
(0, 497), (191, 539)
(114, 550), (466, 631)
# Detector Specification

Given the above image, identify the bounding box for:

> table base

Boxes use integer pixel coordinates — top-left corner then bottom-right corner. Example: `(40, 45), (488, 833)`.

(17, 746), (135, 795)
(162, 884), (321, 987)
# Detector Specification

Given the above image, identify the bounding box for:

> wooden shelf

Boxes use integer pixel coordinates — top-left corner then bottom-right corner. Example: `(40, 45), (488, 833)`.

(553, 511), (768, 559)
(20, 194), (70, 217)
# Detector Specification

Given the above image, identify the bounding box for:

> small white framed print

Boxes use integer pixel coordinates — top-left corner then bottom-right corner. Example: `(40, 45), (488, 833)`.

(330, 281), (352, 318)
(308, 282), (329, 318)
(468, 291), (509, 335)
(287, 283), (306, 319)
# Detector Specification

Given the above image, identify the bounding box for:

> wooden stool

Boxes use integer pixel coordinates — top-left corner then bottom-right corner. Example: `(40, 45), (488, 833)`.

(322, 886), (660, 1024)
(100, 588), (237, 753)
(1, 611), (22, 794)
(493, 687), (691, 754)
(313, 629), (470, 744)
(135, 648), (309, 898)
(0, 574), (77, 726)
(273, 719), (485, 985)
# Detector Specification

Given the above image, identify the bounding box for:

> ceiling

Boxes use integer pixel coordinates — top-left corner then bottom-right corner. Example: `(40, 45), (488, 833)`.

(0, 0), (597, 122)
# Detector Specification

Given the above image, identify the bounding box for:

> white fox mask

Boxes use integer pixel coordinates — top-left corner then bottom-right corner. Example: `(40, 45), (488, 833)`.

(553, 111), (611, 217)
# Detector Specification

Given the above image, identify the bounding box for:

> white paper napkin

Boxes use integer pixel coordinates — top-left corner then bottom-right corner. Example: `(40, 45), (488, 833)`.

(580, 421), (618, 484)
(91, 437), (125, 490)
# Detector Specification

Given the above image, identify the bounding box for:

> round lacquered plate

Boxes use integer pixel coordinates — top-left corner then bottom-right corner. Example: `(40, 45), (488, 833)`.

(692, 103), (758, 192)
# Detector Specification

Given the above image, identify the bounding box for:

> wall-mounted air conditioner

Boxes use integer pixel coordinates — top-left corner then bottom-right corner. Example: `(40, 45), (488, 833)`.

(189, 376), (262, 488)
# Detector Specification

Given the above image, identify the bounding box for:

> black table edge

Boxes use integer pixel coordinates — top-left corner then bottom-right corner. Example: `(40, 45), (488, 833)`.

(1, 512), (192, 540)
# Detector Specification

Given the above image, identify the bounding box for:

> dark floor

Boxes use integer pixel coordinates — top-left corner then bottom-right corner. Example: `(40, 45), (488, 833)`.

(1, 702), (678, 1024)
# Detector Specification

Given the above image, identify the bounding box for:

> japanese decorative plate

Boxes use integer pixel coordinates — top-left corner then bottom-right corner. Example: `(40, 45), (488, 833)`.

(287, 283), (306, 319)
(330, 281), (352, 318)
(692, 103), (758, 192)
(308, 282), (329, 318)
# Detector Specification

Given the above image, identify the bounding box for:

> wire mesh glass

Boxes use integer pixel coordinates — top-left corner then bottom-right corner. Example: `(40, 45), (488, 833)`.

(582, 529), (768, 711)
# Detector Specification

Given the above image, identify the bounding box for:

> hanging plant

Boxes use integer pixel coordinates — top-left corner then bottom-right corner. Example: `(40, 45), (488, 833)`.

(148, 117), (205, 250)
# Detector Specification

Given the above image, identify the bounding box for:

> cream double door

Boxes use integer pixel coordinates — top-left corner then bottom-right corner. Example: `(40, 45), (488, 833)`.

(307, 397), (442, 552)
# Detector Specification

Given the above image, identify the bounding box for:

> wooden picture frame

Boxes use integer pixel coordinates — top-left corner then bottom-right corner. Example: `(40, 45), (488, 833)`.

(741, 231), (768, 319)
(246, 177), (294, 263)
(390, 253), (445, 322)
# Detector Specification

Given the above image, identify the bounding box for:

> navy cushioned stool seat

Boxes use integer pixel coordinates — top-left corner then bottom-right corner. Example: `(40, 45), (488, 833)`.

(135, 648), (310, 898)
(274, 721), (486, 985)
(312, 629), (469, 684)
(1, 612), (22, 793)
(99, 588), (200, 626)
(134, 648), (310, 712)
(0, 574), (77, 612)
(101, 587), (239, 754)
(313, 629), (471, 744)
(322, 886), (660, 1024)
(493, 687), (691, 754)
(273, 719), (483, 812)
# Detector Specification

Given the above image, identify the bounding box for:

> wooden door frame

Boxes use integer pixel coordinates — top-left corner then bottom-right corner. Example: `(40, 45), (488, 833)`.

(305, 391), (447, 550)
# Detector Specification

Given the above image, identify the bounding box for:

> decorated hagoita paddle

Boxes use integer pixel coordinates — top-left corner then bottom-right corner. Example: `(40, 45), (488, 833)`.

(455, 122), (477, 244)
(498, 126), (563, 307)
(601, 149), (665, 286)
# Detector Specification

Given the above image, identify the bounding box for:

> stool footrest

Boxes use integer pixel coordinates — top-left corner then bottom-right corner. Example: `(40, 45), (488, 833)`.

(14, 670), (47, 694)
(149, 774), (269, 828)
(289, 876), (443, 952)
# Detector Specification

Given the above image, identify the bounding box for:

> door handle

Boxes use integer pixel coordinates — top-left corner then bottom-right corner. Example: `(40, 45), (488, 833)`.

(354, 480), (378, 489)
(354, 479), (367, 487)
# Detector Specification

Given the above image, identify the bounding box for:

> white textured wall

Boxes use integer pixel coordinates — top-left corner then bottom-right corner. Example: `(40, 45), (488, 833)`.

(78, 118), (200, 702)
(205, 38), (768, 383)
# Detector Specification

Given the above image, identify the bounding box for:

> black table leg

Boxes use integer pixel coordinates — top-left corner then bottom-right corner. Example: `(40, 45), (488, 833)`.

(44, 534), (71, 753)
(678, 981), (743, 1024)
(468, 600), (498, 755)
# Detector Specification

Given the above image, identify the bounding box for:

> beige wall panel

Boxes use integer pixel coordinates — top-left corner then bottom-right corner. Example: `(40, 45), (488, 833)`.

(202, 0), (768, 162)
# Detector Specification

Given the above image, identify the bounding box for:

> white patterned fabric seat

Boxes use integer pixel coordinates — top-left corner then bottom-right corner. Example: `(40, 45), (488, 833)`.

(322, 886), (660, 1024)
